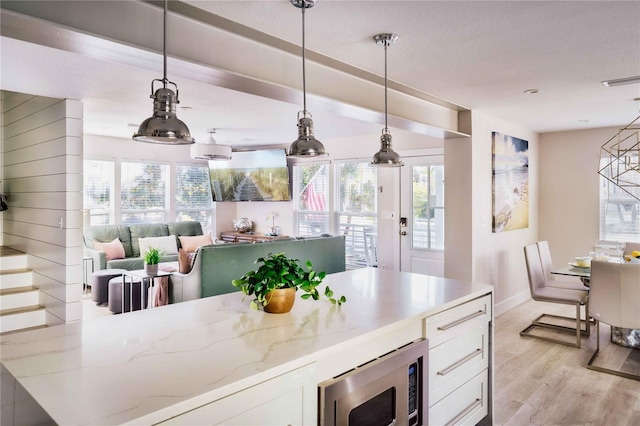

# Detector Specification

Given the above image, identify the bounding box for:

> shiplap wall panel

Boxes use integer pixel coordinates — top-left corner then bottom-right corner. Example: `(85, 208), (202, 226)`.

(2, 95), (60, 126)
(4, 154), (82, 178)
(4, 137), (82, 164)
(2, 174), (83, 193)
(2, 94), (83, 324)
(4, 190), (82, 210)
(4, 207), (82, 230)
(33, 271), (83, 303)
(4, 220), (82, 247)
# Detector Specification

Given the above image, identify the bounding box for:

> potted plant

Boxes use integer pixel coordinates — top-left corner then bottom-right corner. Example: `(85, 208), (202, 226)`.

(143, 247), (162, 276)
(232, 252), (346, 313)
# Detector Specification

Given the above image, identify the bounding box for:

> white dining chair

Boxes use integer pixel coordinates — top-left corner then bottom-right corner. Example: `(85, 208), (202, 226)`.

(521, 243), (590, 348)
(587, 260), (640, 381)
(537, 240), (589, 290)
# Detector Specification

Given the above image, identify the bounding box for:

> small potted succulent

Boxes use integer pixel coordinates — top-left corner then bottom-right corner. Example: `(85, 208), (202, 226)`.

(143, 247), (162, 276)
(232, 252), (346, 313)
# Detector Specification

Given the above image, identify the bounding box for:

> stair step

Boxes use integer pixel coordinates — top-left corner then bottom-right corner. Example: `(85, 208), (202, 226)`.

(0, 287), (40, 310)
(0, 247), (27, 270)
(0, 305), (46, 334)
(0, 269), (34, 290)
(0, 324), (48, 336)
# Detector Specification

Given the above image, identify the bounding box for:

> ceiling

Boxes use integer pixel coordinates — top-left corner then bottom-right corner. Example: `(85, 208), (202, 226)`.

(1, 0), (639, 148)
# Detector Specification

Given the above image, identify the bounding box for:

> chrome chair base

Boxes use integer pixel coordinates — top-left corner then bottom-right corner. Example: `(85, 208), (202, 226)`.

(520, 304), (590, 348)
(587, 321), (640, 381)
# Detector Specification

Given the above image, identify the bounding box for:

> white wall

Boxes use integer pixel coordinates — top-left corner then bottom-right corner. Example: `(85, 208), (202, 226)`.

(2, 93), (83, 325)
(464, 111), (539, 316)
(539, 126), (620, 267)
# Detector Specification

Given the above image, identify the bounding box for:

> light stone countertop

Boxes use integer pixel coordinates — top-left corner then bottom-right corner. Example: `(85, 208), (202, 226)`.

(0, 268), (493, 425)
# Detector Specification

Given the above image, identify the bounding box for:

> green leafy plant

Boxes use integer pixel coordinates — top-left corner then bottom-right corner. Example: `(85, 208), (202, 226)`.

(232, 252), (346, 310)
(143, 247), (162, 265)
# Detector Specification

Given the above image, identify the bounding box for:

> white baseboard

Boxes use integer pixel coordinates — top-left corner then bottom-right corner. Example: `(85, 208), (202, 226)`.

(494, 290), (531, 318)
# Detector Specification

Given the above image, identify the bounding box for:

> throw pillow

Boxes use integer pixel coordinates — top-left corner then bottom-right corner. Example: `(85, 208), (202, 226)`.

(179, 234), (212, 253)
(138, 235), (178, 257)
(93, 238), (125, 261)
(178, 248), (195, 274)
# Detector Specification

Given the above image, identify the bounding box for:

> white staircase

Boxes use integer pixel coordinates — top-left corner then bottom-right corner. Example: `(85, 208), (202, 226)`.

(0, 247), (47, 334)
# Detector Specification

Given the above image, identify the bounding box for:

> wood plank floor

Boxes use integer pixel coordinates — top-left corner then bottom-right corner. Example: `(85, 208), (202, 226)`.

(494, 299), (640, 425)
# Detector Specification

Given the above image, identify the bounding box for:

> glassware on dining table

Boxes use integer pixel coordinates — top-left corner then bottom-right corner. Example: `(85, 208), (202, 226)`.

(614, 241), (626, 262)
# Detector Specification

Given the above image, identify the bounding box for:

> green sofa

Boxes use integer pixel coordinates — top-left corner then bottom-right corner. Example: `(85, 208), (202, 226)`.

(170, 235), (346, 303)
(83, 222), (204, 271)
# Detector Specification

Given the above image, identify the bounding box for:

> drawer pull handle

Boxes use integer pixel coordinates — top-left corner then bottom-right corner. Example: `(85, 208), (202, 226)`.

(445, 398), (482, 426)
(438, 309), (485, 331)
(437, 348), (482, 376)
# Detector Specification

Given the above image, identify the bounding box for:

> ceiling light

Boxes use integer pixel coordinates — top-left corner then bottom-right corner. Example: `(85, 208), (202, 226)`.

(133, 0), (194, 145)
(191, 129), (232, 161)
(601, 76), (640, 87)
(287, 0), (328, 158)
(371, 33), (403, 168)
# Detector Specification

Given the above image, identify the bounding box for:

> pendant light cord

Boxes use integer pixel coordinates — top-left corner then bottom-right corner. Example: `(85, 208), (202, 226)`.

(163, 0), (168, 88)
(384, 41), (388, 131)
(301, 6), (307, 114)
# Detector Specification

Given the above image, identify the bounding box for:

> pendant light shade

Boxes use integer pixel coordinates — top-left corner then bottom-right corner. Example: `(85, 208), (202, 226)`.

(288, 0), (328, 158)
(133, 0), (194, 145)
(371, 33), (403, 167)
(191, 129), (232, 161)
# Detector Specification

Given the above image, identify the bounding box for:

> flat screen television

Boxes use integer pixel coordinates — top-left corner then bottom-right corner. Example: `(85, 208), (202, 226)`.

(208, 149), (291, 202)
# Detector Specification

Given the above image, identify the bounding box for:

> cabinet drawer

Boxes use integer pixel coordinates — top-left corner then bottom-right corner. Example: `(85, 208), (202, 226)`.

(425, 294), (491, 345)
(429, 370), (488, 426)
(429, 323), (488, 399)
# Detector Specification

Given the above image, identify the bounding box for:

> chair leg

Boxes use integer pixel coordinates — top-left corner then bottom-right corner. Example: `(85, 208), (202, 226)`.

(519, 302), (589, 348)
(587, 320), (640, 381)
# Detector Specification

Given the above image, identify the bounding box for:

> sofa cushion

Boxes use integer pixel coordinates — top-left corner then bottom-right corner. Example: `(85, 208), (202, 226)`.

(138, 235), (179, 257)
(179, 234), (212, 253)
(84, 225), (133, 258)
(93, 237), (125, 261)
(168, 222), (204, 250)
(129, 224), (170, 257)
(107, 254), (179, 271)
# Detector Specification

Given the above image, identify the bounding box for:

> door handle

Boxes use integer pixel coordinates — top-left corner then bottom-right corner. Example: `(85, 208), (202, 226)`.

(400, 230), (407, 236)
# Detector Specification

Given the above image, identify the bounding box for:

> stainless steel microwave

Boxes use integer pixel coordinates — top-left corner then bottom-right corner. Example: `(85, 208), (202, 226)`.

(318, 339), (429, 426)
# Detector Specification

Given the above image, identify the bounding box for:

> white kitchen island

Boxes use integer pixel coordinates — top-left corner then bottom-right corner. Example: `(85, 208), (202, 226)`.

(0, 268), (493, 425)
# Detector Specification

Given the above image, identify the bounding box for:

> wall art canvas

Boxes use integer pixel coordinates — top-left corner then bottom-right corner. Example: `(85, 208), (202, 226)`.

(492, 132), (529, 232)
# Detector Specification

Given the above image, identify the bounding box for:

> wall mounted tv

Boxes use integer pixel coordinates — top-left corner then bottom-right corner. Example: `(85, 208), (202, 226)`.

(208, 149), (291, 202)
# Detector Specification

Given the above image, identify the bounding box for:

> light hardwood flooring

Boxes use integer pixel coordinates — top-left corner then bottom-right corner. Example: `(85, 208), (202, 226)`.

(494, 299), (640, 425)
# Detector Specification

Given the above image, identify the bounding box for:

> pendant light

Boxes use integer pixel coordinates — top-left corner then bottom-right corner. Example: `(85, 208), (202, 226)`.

(288, 0), (328, 157)
(191, 129), (232, 161)
(133, 0), (194, 145)
(371, 33), (403, 167)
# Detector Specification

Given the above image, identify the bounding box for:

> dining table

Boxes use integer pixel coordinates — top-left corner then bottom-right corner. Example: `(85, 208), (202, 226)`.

(551, 264), (592, 286)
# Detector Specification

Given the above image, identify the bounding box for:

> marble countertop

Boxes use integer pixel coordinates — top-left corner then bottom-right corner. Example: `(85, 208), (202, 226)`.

(0, 268), (493, 425)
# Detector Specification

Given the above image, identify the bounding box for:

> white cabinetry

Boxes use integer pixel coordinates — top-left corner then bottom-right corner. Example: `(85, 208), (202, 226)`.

(160, 364), (316, 425)
(425, 294), (492, 425)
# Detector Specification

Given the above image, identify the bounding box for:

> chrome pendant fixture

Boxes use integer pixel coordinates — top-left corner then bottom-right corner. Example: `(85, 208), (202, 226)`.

(371, 33), (403, 167)
(133, 0), (194, 145)
(191, 129), (232, 161)
(288, 0), (327, 157)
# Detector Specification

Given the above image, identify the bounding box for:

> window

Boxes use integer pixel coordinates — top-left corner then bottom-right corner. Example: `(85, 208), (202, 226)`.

(121, 161), (169, 224)
(83, 159), (114, 225)
(175, 164), (214, 234)
(292, 161), (378, 268)
(293, 163), (330, 236)
(412, 165), (444, 250)
(336, 162), (378, 267)
(599, 157), (640, 243)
